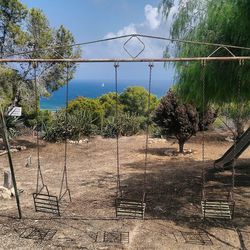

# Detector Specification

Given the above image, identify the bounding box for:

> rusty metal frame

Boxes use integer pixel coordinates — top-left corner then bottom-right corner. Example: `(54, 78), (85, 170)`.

(0, 56), (250, 63)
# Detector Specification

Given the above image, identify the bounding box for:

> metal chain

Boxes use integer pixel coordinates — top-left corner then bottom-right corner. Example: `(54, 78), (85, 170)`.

(143, 63), (153, 193)
(59, 63), (71, 201)
(201, 60), (206, 199)
(114, 62), (121, 197)
(231, 60), (243, 199)
(33, 62), (46, 194)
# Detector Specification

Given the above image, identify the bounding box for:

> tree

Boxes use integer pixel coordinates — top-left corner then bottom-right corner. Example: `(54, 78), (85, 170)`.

(0, 2), (81, 112)
(220, 102), (250, 137)
(119, 86), (159, 116)
(161, 0), (250, 135)
(198, 106), (218, 131)
(153, 90), (199, 153)
(0, 0), (28, 56)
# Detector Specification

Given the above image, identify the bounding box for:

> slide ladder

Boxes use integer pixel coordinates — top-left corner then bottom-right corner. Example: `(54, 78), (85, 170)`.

(214, 127), (250, 168)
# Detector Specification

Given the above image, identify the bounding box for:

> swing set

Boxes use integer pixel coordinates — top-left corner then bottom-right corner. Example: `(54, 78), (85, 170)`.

(1, 34), (250, 220)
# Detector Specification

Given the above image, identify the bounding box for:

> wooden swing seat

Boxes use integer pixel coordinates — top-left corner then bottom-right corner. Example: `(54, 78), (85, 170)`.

(201, 199), (235, 220)
(33, 192), (60, 216)
(115, 193), (146, 219)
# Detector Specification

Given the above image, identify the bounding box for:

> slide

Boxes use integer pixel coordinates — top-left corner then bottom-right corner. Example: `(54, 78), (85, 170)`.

(214, 127), (250, 168)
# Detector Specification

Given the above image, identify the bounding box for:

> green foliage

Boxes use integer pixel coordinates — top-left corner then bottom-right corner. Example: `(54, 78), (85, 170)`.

(0, 116), (21, 139)
(102, 113), (142, 138)
(99, 92), (123, 118)
(68, 97), (104, 126)
(220, 101), (250, 136)
(0, 0), (81, 119)
(161, 0), (250, 104)
(153, 89), (199, 152)
(0, 0), (28, 54)
(44, 109), (98, 142)
(119, 86), (159, 116)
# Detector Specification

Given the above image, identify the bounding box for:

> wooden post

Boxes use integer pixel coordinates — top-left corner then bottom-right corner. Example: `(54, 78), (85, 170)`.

(0, 108), (22, 219)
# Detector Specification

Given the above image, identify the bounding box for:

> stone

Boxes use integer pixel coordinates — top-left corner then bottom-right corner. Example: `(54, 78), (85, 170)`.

(3, 171), (13, 189)
(0, 186), (12, 200)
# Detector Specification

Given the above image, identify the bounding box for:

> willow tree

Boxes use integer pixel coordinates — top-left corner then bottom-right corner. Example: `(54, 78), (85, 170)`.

(161, 0), (250, 135)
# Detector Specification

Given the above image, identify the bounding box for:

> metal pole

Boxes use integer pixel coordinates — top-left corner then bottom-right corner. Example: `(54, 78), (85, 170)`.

(0, 108), (22, 219)
(1, 56), (250, 63)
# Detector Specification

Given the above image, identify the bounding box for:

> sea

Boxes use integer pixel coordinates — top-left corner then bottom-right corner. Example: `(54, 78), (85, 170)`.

(40, 79), (171, 111)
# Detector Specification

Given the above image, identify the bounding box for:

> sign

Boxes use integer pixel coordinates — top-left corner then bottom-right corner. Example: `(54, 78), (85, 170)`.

(7, 106), (22, 117)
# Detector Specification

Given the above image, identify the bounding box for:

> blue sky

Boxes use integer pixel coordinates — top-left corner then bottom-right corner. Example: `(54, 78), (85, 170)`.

(20, 0), (175, 82)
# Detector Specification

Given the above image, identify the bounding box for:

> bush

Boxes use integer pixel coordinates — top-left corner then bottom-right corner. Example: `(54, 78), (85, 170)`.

(68, 96), (104, 126)
(119, 86), (159, 116)
(102, 113), (142, 138)
(44, 109), (98, 142)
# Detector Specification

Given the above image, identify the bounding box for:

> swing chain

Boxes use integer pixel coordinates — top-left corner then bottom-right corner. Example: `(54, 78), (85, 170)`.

(231, 59), (244, 198)
(114, 62), (121, 197)
(59, 62), (71, 201)
(143, 62), (153, 193)
(201, 60), (206, 199)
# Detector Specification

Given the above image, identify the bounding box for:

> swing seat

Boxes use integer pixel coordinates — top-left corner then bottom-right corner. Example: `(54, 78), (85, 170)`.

(115, 193), (146, 219)
(201, 199), (235, 220)
(33, 192), (60, 216)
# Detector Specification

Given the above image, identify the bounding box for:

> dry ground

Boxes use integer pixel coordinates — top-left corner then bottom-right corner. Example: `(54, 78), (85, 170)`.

(0, 131), (250, 249)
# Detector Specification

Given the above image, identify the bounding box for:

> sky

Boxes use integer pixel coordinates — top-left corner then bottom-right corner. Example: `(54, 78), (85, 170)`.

(20, 0), (176, 82)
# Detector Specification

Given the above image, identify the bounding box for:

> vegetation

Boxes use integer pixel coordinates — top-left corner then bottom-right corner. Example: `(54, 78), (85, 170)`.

(0, 0), (80, 111)
(220, 102), (250, 137)
(153, 90), (199, 153)
(161, 0), (250, 136)
(119, 86), (159, 116)
(41, 86), (156, 142)
(43, 109), (98, 142)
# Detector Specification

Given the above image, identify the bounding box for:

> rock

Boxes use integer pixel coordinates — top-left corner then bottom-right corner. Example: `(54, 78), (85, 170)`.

(3, 170), (13, 189)
(154, 206), (165, 213)
(0, 186), (12, 200)
(225, 136), (234, 142)
(10, 187), (15, 197)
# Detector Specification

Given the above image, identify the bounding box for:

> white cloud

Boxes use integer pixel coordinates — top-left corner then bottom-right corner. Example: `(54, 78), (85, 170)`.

(100, 4), (166, 58)
(144, 4), (162, 30)
(104, 23), (137, 39)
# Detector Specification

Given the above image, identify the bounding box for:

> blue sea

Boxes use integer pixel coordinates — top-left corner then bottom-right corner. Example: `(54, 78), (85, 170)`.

(40, 79), (171, 111)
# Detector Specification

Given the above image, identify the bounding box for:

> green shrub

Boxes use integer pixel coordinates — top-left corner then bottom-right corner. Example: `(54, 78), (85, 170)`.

(119, 86), (159, 116)
(44, 109), (98, 142)
(102, 112), (142, 138)
(68, 96), (104, 126)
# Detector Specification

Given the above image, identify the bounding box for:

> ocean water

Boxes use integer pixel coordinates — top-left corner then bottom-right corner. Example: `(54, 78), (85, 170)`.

(40, 79), (171, 111)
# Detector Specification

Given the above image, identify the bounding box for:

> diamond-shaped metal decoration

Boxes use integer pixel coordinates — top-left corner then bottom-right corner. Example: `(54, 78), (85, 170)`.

(123, 35), (145, 58)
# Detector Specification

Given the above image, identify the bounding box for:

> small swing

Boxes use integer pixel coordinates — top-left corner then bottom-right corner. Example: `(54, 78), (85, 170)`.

(32, 62), (71, 216)
(114, 62), (153, 219)
(200, 60), (241, 220)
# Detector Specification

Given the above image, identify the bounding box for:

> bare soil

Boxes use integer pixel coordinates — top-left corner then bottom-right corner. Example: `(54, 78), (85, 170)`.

(0, 131), (250, 249)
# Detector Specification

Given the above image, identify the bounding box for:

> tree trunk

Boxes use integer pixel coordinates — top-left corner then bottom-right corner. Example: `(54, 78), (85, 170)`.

(178, 140), (185, 153)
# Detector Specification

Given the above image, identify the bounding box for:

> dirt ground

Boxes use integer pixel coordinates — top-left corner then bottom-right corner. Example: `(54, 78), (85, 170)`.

(0, 130), (250, 250)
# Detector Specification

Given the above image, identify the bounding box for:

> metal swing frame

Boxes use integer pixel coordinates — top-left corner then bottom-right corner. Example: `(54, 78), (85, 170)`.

(1, 34), (250, 220)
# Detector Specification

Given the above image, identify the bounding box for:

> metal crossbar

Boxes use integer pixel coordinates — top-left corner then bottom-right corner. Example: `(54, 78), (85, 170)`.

(33, 193), (60, 216)
(1, 56), (250, 63)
